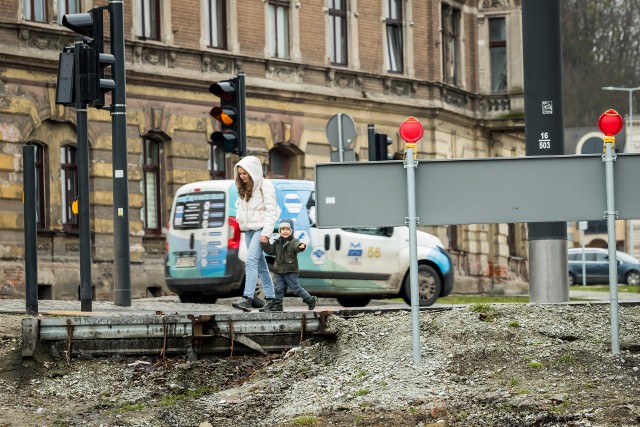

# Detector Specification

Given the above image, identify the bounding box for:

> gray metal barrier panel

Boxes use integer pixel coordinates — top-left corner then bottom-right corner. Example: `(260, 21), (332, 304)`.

(315, 153), (640, 228)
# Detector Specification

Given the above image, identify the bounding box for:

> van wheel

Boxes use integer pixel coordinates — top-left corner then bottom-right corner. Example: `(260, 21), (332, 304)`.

(402, 264), (441, 307)
(336, 296), (371, 307)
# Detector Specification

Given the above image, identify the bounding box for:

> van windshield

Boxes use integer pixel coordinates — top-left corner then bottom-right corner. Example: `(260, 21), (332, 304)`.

(173, 191), (226, 229)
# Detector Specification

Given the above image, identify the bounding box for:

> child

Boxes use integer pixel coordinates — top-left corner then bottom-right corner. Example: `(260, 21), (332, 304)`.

(260, 220), (318, 312)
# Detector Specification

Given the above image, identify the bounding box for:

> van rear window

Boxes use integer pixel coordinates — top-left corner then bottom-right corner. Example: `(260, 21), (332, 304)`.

(173, 191), (226, 229)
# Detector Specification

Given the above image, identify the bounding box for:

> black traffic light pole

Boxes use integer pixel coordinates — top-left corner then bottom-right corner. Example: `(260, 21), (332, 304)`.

(109, 0), (131, 306)
(23, 144), (38, 315)
(74, 39), (93, 312)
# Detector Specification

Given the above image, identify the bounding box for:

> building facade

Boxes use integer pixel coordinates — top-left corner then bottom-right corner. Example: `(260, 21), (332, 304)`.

(0, 0), (527, 300)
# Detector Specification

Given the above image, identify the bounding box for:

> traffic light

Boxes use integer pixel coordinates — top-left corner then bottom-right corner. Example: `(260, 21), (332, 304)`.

(59, 6), (115, 108)
(209, 72), (246, 157)
(373, 133), (392, 161)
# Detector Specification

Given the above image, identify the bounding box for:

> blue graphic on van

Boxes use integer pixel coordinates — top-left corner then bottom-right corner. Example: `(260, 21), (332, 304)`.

(283, 193), (303, 213)
(347, 242), (363, 265)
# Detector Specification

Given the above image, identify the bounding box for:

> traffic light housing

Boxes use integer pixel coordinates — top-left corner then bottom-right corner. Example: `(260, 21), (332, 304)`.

(58, 7), (115, 108)
(373, 133), (392, 161)
(209, 72), (246, 157)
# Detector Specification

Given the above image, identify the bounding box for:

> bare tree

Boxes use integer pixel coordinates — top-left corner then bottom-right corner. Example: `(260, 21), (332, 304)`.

(562, 0), (640, 127)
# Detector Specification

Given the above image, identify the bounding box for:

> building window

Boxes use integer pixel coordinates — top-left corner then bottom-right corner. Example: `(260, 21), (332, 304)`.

(205, 0), (226, 49)
(489, 17), (507, 93)
(385, 0), (403, 73)
(32, 143), (47, 229)
(60, 145), (78, 229)
(442, 3), (461, 86)
(24, 0), (47, 22)
(57, 0), (80, 24)
(136, 0), (160, 41)
(141, 138), (161, 233)
(329, 0), (348, 66)
(269, 150), (290, 178)
(507, 223), (516, 256)
(268, 0), (290, 59)
(448, 225), (459, 250)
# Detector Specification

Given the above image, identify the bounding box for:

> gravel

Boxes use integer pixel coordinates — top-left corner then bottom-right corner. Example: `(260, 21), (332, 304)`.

(0, 303), (639, 426)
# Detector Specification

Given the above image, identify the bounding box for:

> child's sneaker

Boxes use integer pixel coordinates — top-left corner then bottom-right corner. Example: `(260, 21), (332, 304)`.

(306, 296), (318, 310)
(232, 297), (253, 312)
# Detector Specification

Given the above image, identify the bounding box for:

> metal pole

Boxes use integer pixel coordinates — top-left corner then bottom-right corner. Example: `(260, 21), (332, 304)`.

(523, 0), (568, 304)
(337, 113), (344, 162)
(628, 91), (634, 258)
(110, 0), (131, 306)
(581, 226), (586, 286)
(603, 136), (620, 354)
(405, 147), (420, 366)
(23, 145), (38, 315)
(76, 100), (93, 312)
(73, 39), (93, 312)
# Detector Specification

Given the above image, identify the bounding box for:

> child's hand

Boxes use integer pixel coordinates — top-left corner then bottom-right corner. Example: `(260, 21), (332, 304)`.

(299, 243), (306, 250)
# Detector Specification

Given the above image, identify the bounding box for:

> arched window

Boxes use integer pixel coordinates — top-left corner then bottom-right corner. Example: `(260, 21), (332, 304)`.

(141, 138), (162, 233)
(60, 145), (78, 229)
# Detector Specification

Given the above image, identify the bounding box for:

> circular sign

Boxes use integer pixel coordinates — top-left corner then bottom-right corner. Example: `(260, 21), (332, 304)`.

(598, 109), (623, 136)
(399, 116), (424, 143)
(326, 113), (357, 149)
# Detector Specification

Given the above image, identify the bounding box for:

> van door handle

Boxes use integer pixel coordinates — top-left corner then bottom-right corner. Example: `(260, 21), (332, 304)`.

(335, 235), (341, 251)
(324, 234), (330, 250)
(189, 233), (195, 250)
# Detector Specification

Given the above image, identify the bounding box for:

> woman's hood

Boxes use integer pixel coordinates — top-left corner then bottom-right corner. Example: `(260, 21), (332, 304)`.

(234, 156), (264, 184)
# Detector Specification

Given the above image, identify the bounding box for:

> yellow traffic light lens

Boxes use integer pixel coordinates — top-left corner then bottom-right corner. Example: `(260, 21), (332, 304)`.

(210, 107), (234, 125)
(72, 198), (79, 215)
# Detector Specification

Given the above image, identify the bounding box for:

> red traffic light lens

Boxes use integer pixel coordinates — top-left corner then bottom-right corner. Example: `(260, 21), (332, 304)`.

(209, 81), (235, 101)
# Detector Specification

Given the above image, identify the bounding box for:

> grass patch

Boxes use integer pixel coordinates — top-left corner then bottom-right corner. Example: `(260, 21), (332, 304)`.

(570, 285), (639, 293)
(355, 388), (371, 396)
(160, 386), (218, 406)
(528, 361), (544, 369)
(292, 415), (318, 425)
(116, 402), (144, 413)
(558, 353), (575, 364)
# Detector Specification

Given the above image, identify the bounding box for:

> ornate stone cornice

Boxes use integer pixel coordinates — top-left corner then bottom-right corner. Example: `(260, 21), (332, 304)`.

(481, 0), (512, 9)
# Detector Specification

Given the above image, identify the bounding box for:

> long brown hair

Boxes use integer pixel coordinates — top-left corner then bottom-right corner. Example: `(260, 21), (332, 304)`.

(236, 174), (254, 201)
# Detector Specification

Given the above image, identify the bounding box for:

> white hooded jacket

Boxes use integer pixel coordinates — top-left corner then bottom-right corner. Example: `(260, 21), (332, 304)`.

(234, 156), (277, 237)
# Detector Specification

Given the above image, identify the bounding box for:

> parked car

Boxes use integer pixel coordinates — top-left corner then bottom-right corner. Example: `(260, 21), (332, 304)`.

(568, 248), (640, 286)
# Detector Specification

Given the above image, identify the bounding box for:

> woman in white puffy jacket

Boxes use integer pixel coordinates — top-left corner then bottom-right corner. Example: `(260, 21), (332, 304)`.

(231, 156), (278, 312)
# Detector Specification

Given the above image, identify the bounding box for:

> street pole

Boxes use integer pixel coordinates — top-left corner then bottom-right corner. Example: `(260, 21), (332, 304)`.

(523, 0), (568, 303)
(73, 39), (93, 312)
(602, 86), (640, 258)
(23, 145), (38, 315)
(110, 0), (131, 306)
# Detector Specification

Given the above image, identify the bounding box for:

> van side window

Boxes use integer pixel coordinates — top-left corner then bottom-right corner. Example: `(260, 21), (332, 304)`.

(173, 191), (226, 229)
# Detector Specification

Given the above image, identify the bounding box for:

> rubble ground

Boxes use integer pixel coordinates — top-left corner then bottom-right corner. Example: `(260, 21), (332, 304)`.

(0, 304), (639, 426)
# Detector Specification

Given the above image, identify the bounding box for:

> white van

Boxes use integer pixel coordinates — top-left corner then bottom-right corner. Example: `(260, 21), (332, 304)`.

(166, 179), (454, 306)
